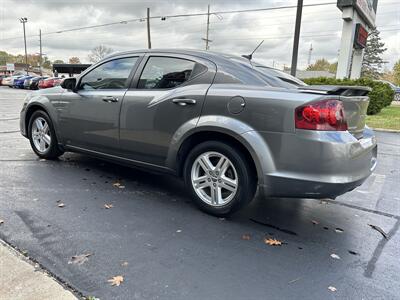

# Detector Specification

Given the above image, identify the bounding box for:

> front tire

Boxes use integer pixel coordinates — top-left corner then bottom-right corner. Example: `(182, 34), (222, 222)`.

(28, 110), (64, 159)
(184, 141), (257, 216)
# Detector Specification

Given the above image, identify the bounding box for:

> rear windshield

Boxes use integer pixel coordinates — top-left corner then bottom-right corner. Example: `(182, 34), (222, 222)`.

(254, 66), (307, 87)
(227, 56), (307, 89)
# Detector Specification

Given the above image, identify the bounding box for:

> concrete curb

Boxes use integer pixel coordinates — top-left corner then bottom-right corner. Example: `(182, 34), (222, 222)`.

(371, 128), (400, 133)
(0, 239), (78, 300)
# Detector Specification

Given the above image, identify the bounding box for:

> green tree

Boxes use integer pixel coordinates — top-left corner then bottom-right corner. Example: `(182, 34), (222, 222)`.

(53, 59), (65, 64)
(393, 60), (400, 86)
(307, 58), (337, 73)
(328, 62), (338, 74)
(42, 56), (52, 69)
(361, 28), (387, 79)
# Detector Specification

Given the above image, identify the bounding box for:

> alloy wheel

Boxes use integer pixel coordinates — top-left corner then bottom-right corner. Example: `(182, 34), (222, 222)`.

(31, 117), (51, 153)
(191, 151), (238, 206)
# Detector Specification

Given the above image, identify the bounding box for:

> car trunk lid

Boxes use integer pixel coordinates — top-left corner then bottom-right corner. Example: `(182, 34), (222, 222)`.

(297, 85), (371, 139)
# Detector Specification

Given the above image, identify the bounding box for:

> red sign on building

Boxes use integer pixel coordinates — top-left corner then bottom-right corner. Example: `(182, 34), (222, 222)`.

(354, 23), (368, 49)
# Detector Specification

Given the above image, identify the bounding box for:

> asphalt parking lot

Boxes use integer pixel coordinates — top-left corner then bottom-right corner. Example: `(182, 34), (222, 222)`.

(0, 86), (399, 300)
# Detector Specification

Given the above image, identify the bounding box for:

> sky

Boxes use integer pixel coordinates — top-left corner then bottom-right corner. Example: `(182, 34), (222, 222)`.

(0, 0), (398, 70)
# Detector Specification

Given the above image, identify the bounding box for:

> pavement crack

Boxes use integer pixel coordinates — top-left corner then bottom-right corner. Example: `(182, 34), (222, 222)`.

(0, 130), (20, 134)
(320, 199), (400, 220)
(364, 219), (400, 278)
(0, 117), (20, 121)
(250, 218), (298, 236)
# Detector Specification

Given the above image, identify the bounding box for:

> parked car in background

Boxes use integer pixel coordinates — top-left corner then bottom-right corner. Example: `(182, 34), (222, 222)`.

(2, 75), (23, 87)
(28, 76), (48, 90)
(20, 49), (377, 216)
(23, 76), (37, 89)
(0, 75), (9, 85)
(38, 77), (62, 89)
(377, 80), (400, 101)
(14, 76), (35, 89)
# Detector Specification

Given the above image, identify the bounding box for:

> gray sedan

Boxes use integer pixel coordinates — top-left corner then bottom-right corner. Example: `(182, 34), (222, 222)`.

(20, 49), (377, 216)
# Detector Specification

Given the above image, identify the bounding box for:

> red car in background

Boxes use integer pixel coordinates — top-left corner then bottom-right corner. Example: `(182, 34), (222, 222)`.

(38, 77), (63, 89)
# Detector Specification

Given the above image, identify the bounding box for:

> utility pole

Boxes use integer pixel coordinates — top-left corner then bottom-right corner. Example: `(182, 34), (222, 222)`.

(202, 5), (212, 50)
(205, 5), (210, 50)
(307, 43), (313, 66)
(147, 8), (151, 49)
(39, 29), (43, 76)
(290, 0), (303, 77)
(19, 17), (28, 75)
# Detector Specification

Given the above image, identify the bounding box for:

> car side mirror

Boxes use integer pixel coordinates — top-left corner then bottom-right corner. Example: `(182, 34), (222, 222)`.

(61, 77), (77, 92)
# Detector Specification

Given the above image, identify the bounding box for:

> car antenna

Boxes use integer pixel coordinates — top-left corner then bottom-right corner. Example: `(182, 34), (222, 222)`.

(242, 40), (264, 60)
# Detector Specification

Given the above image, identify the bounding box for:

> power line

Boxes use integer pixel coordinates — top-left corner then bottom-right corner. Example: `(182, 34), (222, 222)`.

(0, 2), (337, 42)
(1, 1), (397, 43)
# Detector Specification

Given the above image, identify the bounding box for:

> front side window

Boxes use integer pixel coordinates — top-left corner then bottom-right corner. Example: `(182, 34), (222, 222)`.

(138, 57), (196, 89)
(80, 57), (138, 90)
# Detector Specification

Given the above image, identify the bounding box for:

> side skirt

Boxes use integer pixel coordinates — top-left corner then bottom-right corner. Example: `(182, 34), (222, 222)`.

(63, 144), (177, 176)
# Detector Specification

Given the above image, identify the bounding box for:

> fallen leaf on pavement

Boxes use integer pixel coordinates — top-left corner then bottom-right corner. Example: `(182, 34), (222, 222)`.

(311, 220), (319, 225)
(264, 238), (282, 246)
(368, 224), (388, 239)
(241, 234), (251, 240)
(104, 204), (113, 209)
(58, 203), (65, 208)
(108, 275), (124, 286)
(68, 253), (92, 265)
(330, 253), (341, 260)
(328, 286), (337, 292)
(112, 182), (121, 187)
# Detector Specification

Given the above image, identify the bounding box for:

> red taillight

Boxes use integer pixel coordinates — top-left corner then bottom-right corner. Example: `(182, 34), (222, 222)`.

(295, 99), (348, 131)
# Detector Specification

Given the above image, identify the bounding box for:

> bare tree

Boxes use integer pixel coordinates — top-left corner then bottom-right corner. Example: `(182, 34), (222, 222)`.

(69, 56), (81, 64)
(88, 45), (114, 63)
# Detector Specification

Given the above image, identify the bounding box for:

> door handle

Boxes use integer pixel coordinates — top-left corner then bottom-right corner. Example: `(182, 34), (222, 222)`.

(172, 98), (197, 106)
(102, 96), (119, 103)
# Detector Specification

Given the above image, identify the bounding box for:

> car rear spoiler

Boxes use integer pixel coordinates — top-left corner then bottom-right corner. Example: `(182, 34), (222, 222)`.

(297, 85), (371, 96)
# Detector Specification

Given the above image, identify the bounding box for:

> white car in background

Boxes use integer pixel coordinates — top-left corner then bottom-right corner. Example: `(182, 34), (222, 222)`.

(1, 75), (23, 87)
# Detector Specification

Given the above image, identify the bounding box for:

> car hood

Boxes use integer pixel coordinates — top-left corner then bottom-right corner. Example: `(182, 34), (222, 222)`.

(33, 85), (64, 95)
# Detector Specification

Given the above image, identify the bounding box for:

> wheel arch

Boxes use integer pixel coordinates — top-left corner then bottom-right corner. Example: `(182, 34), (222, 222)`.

(167, 121), (275, 186)
(25, 103), (61, 143)
(25, 103), (48, 135)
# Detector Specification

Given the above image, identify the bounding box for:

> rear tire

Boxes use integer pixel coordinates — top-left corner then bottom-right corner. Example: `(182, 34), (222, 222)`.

(184, 141), (257, 216)
(28, 110), (64, 159)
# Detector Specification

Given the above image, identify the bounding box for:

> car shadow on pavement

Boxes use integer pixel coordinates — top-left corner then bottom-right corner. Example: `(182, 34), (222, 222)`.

(2, 151), (399, 299)
(57, 152), (359, 250)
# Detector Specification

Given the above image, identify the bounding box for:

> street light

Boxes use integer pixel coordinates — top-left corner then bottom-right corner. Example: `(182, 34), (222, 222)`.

(19, 17), (28, 75)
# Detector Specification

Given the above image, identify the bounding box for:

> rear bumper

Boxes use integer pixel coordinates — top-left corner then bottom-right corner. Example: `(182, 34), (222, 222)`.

(256, 127), (377, 199)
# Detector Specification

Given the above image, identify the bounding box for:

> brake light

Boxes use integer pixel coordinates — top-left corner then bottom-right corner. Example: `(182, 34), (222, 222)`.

(295, 99), (348, 131)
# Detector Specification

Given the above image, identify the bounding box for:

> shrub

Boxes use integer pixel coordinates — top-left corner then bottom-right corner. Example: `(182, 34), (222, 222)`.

(303, 77), (394, 115)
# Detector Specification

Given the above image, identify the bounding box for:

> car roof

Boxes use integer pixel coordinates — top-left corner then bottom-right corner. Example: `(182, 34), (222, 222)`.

(103, 48), (305, 89)
(106, 48), (251, 64)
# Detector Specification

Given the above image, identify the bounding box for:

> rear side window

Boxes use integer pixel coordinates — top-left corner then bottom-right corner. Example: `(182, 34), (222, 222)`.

(138, 57), (196, 89)
(80, 57), (138, 90)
